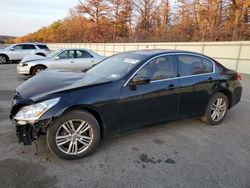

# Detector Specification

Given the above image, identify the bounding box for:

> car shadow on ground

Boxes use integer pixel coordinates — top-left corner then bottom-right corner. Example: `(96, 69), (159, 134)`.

(14, 116), (206, 161)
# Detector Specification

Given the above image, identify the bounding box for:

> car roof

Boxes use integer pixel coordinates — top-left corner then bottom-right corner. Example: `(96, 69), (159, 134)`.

(16, 42), (46, 45)
(57, 48), (91, 51)
(125, 49), (206, 57)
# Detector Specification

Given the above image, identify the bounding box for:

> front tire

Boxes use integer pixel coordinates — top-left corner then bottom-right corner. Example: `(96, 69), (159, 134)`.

(31, 65), (46, 76)
(0, 55), (9, 64)
(46, 110), (101, 160)
(201, 92), (229, 125)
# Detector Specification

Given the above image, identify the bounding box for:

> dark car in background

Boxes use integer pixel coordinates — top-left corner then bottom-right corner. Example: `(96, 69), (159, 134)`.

(10, 50), (242, 160)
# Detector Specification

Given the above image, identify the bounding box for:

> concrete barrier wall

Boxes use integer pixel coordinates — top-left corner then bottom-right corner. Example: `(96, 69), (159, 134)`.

(47, 41), (250, 74)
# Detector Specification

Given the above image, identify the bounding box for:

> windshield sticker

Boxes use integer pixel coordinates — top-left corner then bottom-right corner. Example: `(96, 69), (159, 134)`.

(124, 58), (140, 64)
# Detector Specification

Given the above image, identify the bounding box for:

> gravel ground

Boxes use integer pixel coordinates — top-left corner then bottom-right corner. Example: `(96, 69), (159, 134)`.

(0, 64), (249, 188)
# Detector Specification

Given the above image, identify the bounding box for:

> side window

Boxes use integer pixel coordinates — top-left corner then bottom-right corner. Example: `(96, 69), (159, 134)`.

(76, 50), (93, 58)
(23, 44), (36, 50)
(136, 55), (177, 81)
(36, 45), (49, 50)
(178, 55), (203, 76)
(58, 50), (74, 59)
(202, 58), (213, 73)
(13, 45), (23, 50)
(68, 51), (75, 59)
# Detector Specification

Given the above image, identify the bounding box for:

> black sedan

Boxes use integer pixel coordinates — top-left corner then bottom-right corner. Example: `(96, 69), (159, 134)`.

(10, 50), (242, 160)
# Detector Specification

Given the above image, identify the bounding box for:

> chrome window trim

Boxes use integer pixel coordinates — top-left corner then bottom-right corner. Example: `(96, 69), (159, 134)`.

(123, 52), (215, 87)
(150, 72), (214, 83)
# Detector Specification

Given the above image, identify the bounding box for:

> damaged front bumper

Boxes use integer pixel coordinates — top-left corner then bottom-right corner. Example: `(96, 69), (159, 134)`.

(16, 123), (36, 145)
(10, 92), (51, 145)
(14, 120), (49, 145)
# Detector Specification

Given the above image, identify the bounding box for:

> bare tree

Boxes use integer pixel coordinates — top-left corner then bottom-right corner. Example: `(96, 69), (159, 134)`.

(108, 0), (125, 39)
(76, 0), (110, 38)
(134, 0), (161, 31)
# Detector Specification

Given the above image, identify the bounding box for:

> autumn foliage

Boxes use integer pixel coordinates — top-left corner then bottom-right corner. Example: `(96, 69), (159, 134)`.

(13, 0), (250, 43)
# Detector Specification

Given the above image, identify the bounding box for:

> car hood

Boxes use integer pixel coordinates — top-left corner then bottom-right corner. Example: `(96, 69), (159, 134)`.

(16, 69), (111, 101)
(0, 49), (9, 52)
(21, 54), (47, 63)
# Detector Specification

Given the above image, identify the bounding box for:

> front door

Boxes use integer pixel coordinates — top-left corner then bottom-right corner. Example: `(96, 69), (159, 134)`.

(118, 55), (180, 131)
(9, 44), (25, 60)
(52, 50), (76, 69)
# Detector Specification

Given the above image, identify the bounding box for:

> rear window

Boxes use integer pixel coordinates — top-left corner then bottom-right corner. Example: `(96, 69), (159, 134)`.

(178, 55), (214, 76)
(36, 45), (49, 50)
(76, 50), (93, 58)
(202, 58), (213, 73)
(178, 55), (203, 76)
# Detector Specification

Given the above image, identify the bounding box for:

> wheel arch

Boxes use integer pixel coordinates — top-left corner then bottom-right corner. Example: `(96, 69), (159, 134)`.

(211, 88), (233, 109)
(51, 105), (106, 138)
(35, 52), (46, 57)
(217, 89), (233, 109)
(0, 53), (9, 61)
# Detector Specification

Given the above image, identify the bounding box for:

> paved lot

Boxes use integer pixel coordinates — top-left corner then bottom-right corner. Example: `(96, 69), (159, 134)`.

(0, 64), (249, 188)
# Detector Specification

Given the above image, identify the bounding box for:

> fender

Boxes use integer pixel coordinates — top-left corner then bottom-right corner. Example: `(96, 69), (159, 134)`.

(52, 104), (106, 137)
(0, 53), (9, 60)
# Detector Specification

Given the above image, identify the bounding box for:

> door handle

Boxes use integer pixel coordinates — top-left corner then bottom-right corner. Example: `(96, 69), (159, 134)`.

(168, 84), (175, 90)
(70, 61), (74, 63)
(207, 77), (213, 83)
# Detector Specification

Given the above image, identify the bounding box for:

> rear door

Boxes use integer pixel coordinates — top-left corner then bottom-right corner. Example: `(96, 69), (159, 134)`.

(177, 54), (216, 117)
(22, 44), (37, 57)
(74, 50), (96, 70)
(52, 50), (76, 69)
(119, 55), (180, 131)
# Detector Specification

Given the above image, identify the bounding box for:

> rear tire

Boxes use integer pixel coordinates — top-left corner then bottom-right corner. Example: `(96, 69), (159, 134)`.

(46, 110), (101, 160)
(201, 92), (228, 125)
(31, 65), (46, 76)
(0, 55), (9, 64)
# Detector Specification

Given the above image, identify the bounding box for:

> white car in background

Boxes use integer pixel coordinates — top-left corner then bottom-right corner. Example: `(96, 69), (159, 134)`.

(17, 48), (105, 76)
(0, 43), (50, 64)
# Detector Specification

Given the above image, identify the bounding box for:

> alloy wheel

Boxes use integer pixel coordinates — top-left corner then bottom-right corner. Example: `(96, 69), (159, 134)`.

(35, 68), (43, 74)
(0, 56), (7, 64)
(210, 98), (227, 121)
(55, 119), (93, 155)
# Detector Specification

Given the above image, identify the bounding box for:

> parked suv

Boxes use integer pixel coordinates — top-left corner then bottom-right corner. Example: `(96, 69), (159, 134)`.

(0, 43), (50, 64)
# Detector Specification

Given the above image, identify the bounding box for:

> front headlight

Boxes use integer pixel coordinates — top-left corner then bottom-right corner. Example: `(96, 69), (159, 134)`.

(20, 63), (28, 67)
(14, 98), (60, 123)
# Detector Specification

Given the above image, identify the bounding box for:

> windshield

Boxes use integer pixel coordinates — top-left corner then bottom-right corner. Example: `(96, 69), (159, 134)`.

(87, 53), (147, 80)
(4, 44), (15, 50)
(47, 50), (62, 59)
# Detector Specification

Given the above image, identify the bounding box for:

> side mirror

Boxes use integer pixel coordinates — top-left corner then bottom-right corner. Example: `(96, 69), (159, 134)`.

(129, 76), (150, 86)
(10, 48), (14, 51)
(81, 68), (88, 73)
(54, 56), (59, 60)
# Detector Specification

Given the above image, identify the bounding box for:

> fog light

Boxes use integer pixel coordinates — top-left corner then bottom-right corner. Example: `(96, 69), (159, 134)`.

(17, 120), (27, 125)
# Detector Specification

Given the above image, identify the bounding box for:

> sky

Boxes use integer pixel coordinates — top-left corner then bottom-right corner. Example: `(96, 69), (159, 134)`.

(0, 0), (79, 37)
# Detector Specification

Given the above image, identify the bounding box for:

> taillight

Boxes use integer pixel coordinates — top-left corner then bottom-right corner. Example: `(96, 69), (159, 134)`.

(237, 73), (241, 80)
